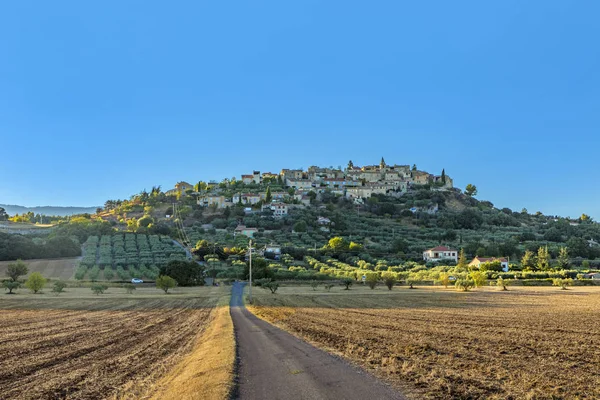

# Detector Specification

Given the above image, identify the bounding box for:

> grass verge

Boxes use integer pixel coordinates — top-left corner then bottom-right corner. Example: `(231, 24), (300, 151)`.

(147, 294), (235, 400)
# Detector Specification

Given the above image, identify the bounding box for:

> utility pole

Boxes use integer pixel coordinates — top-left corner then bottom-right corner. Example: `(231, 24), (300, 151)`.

(248, 239), (252, 301)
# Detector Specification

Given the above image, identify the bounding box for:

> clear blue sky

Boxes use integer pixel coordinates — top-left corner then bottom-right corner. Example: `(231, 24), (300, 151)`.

(1, 1), (599, 218)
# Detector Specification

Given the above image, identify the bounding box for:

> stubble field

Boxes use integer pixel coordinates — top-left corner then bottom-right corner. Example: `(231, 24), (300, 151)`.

(0, 286), (230, 400)
(248, 285), (600, 399)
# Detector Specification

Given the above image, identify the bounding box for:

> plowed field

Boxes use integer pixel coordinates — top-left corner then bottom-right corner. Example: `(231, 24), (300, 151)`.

(0, 295), (219, 399)
(249, 286), (600, 399)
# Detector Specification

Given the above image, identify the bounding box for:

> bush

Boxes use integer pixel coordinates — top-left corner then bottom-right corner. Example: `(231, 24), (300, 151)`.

(381, 272), (397, 290)
(52, 281), (68, 294)
(159, 260), (205, 286)
(123, 283), (136, 294)
(470, 271), (487, 287)
(25, 272), (47, 293)
(91, 284), (108, 295)
(156, 275), (177, 293)
(455, 279), (475, 292)
(310, 282), (319, 291)
(365, 272), (379, 289)
(496, 277), (511, 291)
(88, 266), (101, 282)
(553, 278), (574, 290)
(324, 283), (334, 291)
(103, 268), (115, 281)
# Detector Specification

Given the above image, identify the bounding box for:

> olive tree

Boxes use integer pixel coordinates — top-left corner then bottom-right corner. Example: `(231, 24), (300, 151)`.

(25, 272), (47, 294)
(156, 275), (177, 293)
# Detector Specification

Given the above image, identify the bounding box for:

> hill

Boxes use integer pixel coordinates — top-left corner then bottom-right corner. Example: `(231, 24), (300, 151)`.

(0, 204), (99, 217)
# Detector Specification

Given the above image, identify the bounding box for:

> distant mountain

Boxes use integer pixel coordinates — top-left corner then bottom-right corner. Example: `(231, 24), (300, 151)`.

(0, 204), (99, 217)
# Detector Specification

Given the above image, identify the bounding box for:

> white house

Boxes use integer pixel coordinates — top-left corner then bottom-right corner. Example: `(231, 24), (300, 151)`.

(233, 193), (261, 205)
(197, 195), (231, 209)
(270, 202), (289, 218)
(422, 246), (458, 262)
(469, 257), (509, 272)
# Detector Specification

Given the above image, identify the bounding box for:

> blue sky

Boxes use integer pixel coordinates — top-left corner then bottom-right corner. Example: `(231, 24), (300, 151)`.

(1, 1), (599, 218)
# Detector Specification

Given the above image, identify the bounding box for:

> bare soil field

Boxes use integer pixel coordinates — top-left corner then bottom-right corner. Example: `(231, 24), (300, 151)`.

(0, 257), (79, 280)
(0, 286), (231, 400)
(248, 285), (600, 399)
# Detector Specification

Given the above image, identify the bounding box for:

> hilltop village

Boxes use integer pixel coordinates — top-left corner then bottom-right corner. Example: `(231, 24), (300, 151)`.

(166, 159), (453, 214)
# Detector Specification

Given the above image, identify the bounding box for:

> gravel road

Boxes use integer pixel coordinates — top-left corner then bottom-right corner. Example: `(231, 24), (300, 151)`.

(230, 282), (405, 400)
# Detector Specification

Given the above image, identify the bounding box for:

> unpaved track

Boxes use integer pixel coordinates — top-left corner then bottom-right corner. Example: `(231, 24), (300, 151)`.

(231, 283), (405, 400)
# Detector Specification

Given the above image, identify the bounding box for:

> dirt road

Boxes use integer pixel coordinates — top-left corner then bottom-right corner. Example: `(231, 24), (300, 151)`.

(230, 283), (405, 400)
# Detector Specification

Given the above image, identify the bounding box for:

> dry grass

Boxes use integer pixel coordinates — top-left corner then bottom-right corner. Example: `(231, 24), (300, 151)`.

(248, 285), (600, 399)
(0, 286), (234, 400)
(0, 257), (79, 281)
(147, 298), (235, 400)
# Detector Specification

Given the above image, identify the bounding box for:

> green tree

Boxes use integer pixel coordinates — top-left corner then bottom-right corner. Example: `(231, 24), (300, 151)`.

(91, 284), (108, 295)
(365, 272), (378, 289)
(412, 164), (417, 171)
(537, 246), (550, 271)
(156, 275), (177, 293)
(381, 272), (397, 290)
(521, 250), (536, 270)
(340, 278), (353, 290)
(137, 215), (154, 228)
(465, 184), (478, 197)
(293, 220), (307, 232)
(441, 169), (446, 184)
(553, 278), (573, 290)
(25, 272), (46, 294)
(159, 260), (205, 286)
(310, 282), (319, 291)
(325, 237), (349, 252)
(6, 260), (28, 282)
(456, 248), (467, 271)
(263, 281), (279, 293)
(348, 160), (354, 170)
(557, 247), (569, 269)
(455, 278), (474, 291)
(52, 281), (67, 294)
(265, 186), (272, 203)
(470, 271), (487, 287)
(124, 283), (136, 294)
(3, 281), (20, 294)
(437, 272), (451, 288)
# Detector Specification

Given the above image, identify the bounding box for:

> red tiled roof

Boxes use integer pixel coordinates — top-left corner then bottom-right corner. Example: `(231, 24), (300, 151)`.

(426, 246), (454, 252)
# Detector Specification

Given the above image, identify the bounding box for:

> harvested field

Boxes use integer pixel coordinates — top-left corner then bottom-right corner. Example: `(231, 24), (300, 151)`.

(0, 287), (230, 400)
(0, 257), (79, 280)
(248, 285), (600, 399)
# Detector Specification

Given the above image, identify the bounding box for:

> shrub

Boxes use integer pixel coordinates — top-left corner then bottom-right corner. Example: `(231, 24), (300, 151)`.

(365, 272), (379, 289)
(340, 278), (353, 290)
(497, 277), (512, 291)
(455, 279), (475, 292)
(324, 284), (335, 291)
(406, 278), (416, 289)
(156, 275), (177, 293)
(25, 272), (47, 293)
(310, 282), (319, 291)
(52, 281), (68, 294)
(91, 284), (108, 295)
(470, 271), (487, 287)
(123, 283), (136, 294)
(553, 278), (574, 290)
(436, 272), (451, 288)
(381, 272), (397, 290)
